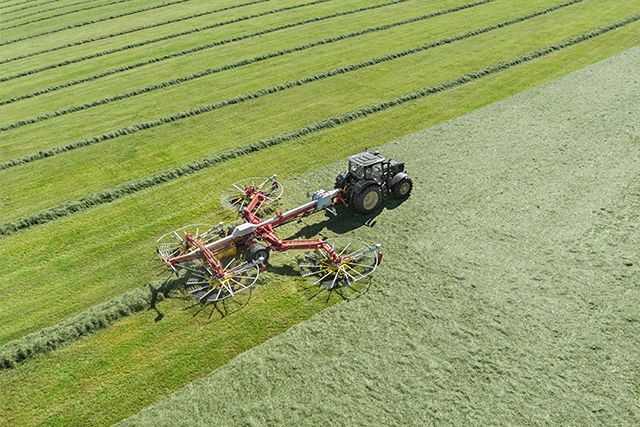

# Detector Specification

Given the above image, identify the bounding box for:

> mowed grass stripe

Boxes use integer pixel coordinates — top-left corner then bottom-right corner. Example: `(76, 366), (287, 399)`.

(0, 0), (514, 132)
(0, 0), (338, 82)
(0, 0), (98, 24)
(1, 11), (632, 238)
(0, 0), (408, 106)
(0, 0), (271, 65)
(0, 0), (502, 167)
(0, 0), (60, 12)
(0, 0), (132, 29)
(0, 0), (196, 47)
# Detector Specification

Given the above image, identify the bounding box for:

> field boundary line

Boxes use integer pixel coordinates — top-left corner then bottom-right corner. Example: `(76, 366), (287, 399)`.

(0, 278), (180, 368)
(1, 12), (636, 236)
(0, 0), (271, 65)
(0, 0), (132, 29)
(0, 0), (334, 82)
(0, 0), (196, 47)
(0, 0), (410, 105)
(0, 0), (515, 132)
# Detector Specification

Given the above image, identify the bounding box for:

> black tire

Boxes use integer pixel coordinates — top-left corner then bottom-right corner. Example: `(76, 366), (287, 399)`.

(352, 185), (382, 214)
(334, 171), (348, 190)
(246, 242), (269, 264)
(392, 176), (413, 199)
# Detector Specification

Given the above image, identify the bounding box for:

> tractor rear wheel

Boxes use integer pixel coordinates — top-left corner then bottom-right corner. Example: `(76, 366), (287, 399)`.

(352, 185), (382, 214)
(392, 177), (413, 199)
(246, 243), (269, 264)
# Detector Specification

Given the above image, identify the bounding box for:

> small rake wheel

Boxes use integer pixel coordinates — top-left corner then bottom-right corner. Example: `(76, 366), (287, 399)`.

(221, 177), (283, 211)
(299, 239), (380, 298)
(183, 257), (260, 305)
(156, 224), (223, 259)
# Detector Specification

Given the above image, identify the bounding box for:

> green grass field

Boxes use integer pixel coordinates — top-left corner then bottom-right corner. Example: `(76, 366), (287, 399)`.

(0, 0), (638, 424)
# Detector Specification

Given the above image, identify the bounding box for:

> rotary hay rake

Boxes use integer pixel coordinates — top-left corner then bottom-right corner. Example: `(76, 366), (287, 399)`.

(157, 175), (382, 305)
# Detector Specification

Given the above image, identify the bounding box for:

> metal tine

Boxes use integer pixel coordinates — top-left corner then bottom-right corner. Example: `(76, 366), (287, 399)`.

(187, 285), (210, 294)
(330, 271), (340, 289)
(301, 269), (322, 278)
(304, 253), (323, 263)
(299, 263), (321, 269)
(342, 268), (359, 283)
(199, 286), (219, 303)
(338, 243), (352, 257)
(312, 271), (333, 285)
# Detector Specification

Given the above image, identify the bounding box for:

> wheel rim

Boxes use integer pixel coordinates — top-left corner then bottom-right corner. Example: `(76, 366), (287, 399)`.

(399, 181), (410, 196)
(362, 190), (380, 210)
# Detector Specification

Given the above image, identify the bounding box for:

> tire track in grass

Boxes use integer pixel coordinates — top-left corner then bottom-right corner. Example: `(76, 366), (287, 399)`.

(0, 0), (132, 27)
(0, 0), (333, 82)
(0, 0), (271, 65)
(0, 0), (518, 132)
(1, 13), (636, 236)
(0, 0), (409, 105)
(0, 0), (197, 47)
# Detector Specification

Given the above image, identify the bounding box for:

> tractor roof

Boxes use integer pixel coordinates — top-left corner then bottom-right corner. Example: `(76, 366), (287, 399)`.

(348, 151), (385, 167)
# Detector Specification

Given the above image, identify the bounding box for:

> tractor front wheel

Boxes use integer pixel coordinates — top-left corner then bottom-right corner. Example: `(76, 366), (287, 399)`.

(392, 176), (413, 199)
(352, 185), (382, 214)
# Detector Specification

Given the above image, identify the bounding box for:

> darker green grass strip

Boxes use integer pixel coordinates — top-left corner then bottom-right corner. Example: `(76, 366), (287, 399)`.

(1, 12), (635, 236)
(0, 278), (181, 369)
(0, 0), (196, 47)
(0, 0), (510, 131)
(0, 0), (131, 27)
(0, 0), (93, 22)
(0, 0), (332, 82)
(0, 0), (408, 105)
(0, 0), (271, 65)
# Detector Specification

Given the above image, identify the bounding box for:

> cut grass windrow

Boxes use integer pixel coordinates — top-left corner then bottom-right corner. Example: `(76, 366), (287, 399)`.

(0, 0), (60, 12)
(0, 0), (98, 24)
(0, 0), (138, 31)
(0, 0), (522, 132)
(0, 0), (408, 105)
(1, 12), (635, 236)
(0, 0), (270, 65)
(0, 278), (180, 368)
(0, 0), (131, 28)
(0, 0), (195, 47)
(0, 0), (332, 82)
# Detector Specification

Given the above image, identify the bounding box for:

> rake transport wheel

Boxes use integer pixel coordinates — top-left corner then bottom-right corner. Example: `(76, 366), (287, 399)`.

(299, 239), (381, 298)
(221, 176), (283, 211)
(156, 223), (223, 259)
(184, 257), (260, 304)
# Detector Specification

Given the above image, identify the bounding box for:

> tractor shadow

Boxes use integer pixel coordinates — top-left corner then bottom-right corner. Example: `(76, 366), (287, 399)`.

(290, 197), (405, 239)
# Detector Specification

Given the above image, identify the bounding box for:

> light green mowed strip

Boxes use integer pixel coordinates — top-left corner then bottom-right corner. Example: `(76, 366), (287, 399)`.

(1, 46), (639, 426)
(0, 0), (634, 221)
(0, 0), (375, 96)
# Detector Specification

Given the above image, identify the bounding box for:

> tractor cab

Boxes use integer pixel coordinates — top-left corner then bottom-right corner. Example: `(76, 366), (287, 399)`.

(336, 150), (413, 214)
(348, 151), (385, 183)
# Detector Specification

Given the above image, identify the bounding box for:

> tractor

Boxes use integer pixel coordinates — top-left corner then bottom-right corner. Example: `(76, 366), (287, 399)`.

(156, 151), (411, 306)
(335, 150), (413, 214)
